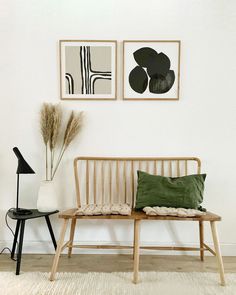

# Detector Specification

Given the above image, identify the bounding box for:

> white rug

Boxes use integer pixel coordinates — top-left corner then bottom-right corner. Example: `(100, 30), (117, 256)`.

(0, 272), (235, 295)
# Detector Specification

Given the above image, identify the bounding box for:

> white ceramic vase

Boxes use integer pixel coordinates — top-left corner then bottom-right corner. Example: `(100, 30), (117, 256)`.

(37, 180), (58, 212)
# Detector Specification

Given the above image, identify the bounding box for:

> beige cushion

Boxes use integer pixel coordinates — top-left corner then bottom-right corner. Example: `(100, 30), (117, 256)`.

(75, 204), (131, 216)
(143, 206), (206, 217)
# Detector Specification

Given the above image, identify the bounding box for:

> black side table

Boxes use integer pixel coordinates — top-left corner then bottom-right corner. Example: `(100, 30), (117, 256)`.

(7, 209), (59, 275)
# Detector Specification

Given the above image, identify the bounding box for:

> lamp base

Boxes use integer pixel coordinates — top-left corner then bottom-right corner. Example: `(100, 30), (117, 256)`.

(12, 208), (33, 216)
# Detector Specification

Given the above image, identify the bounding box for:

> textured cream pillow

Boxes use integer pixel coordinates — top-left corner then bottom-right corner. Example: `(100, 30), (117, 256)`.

(75, 204), (131, 216)
(143, 206), (206, 217)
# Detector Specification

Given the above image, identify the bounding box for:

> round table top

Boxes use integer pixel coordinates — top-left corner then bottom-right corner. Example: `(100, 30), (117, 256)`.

(7, 209), (59, 220)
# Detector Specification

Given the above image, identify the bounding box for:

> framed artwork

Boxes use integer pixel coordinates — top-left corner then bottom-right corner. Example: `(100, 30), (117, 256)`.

(60, 40), (117, 100)
(123, 40), (181, 100)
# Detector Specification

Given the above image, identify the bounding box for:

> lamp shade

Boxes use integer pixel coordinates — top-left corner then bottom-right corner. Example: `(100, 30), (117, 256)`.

(13, 147), (35, 174)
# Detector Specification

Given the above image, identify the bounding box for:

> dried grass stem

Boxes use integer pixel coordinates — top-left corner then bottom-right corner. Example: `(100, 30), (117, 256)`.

(40, 103), (83, 180)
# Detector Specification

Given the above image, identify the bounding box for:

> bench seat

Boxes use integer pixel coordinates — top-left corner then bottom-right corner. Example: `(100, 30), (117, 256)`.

(59, 208), (221, 221)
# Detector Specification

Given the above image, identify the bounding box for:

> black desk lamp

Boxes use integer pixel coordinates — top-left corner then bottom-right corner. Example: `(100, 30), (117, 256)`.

(13, 147), (35, 215)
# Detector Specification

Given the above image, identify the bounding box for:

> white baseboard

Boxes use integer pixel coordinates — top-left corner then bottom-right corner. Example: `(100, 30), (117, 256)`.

(1, 240), (236, 256)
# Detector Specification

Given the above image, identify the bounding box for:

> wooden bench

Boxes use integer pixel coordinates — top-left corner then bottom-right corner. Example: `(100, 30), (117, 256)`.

(49, 157), (225, 285)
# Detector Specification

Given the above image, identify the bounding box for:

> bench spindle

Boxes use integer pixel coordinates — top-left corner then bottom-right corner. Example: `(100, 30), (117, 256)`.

(169, 161), (172, 177)
(109, 161), (112, 203)
(123, 161), (127, 203)
(101, 161), (105, 204)
(185, 160), (188, 176)
(154, 161), (157, 175)
(177, 160), (180, 177)
(116, 160), (120, 203)
(131, 161), (134, 207)
(86, 160), (89, 205)
(93, 161), (96, 204)
(161, 160), (164, 176)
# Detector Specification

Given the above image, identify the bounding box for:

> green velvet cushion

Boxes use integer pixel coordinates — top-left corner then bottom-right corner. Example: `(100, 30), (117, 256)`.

(135, 171), (206, 210)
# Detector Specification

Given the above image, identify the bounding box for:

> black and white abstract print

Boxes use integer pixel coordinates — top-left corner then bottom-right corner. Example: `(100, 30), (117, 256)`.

(64, 44), (113, 97)
(65, 73), (74, 94)
(129, 47), (175, 94)
(79, 46), (111, 94)
(123, 41), (180, 100)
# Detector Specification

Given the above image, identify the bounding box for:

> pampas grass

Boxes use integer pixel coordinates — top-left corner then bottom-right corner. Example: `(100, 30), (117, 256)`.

(40, 103), (51, 145)
(49, 104), (62, 179)
(52, 111), (83, 179)
(40, 103), (52, 180)
(40, 103), (83, 180)
(64, 111), (83, 148)
(49, 104), (62, 151)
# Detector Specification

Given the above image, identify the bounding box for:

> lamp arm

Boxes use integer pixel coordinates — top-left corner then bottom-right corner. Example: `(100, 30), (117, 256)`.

(16, 174), (19, 211)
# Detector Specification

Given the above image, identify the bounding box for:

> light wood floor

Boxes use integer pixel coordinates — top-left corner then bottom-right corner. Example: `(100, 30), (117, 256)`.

(0, 254), (236, 273)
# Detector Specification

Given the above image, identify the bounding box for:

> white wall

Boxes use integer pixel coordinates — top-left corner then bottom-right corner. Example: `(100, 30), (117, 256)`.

(0, 0), (236, 255)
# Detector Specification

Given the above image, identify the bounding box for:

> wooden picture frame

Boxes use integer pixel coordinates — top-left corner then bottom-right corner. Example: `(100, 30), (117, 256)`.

(60, 40), (117, 100)
(123, 40), (181, 100)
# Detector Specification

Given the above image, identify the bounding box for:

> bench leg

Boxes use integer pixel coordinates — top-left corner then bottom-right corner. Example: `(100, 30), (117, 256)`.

(210, 221), (226, 286)
(199, 221), (204, 261)
(133, 220), (141, 284)
(132, 221), (135, 260)
(49, 218), (69, 281)
(68, 218), (77, 258)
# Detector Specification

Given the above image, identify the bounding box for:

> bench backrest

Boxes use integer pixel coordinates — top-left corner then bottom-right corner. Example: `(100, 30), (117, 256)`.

(74, 157), (201, 208)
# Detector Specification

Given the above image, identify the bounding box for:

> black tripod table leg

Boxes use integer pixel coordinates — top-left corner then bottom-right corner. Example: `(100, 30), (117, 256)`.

(45, 215), (57, 250)
(11, 220), (20, 259)
(16, 220), (25, 275)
